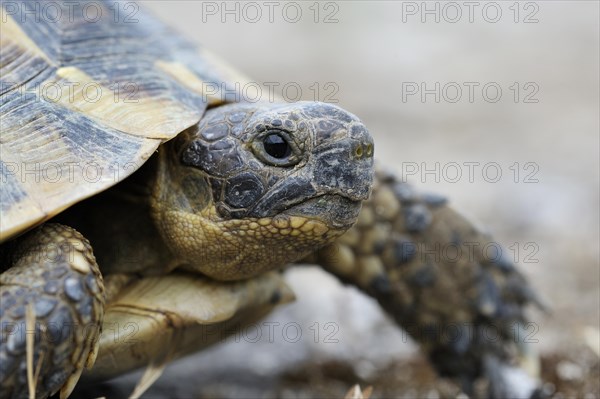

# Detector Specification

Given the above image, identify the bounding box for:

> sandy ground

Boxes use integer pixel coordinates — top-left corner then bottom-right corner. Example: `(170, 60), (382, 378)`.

(82, 1), (599, 397)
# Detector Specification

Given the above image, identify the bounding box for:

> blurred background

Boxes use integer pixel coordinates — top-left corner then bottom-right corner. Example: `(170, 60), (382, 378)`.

(102, 1), (599, 397)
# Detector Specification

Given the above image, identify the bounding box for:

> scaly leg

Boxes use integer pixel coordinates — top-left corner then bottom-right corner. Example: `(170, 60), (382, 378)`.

(308, 168), (545, 398)
(0, 224), (104, 399)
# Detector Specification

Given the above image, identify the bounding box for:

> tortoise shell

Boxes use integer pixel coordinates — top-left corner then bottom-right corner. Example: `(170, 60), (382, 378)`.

(0, 1), (251, 241)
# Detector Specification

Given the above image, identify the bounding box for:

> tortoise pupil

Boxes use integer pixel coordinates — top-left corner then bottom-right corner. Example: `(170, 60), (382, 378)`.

(263, 133), (290, 159)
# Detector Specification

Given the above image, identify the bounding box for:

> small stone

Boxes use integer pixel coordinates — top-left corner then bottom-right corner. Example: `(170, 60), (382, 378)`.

(556, 360), (584, 381)
(354, 359), (378, 380)
(425, 389), (440, 399)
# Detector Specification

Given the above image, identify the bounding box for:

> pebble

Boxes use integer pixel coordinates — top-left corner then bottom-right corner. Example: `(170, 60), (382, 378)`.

(556, 360), (584, 381)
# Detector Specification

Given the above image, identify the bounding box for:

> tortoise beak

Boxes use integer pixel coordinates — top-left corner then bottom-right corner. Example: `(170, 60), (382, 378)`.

(283, 194), (363, 229)
(248, 118), (374, 223)
(311, 137), (374, 202)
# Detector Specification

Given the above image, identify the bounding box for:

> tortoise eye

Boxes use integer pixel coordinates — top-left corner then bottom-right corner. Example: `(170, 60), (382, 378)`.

(252, 129), (301, 167)
(263, 132), (291, 159)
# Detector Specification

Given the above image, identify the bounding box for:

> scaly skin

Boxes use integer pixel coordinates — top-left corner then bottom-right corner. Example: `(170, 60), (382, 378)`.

(0, 224), (104, 399)
(1, 101), (543, 398)
(152, 102), (373, 280)
(0, 102), (373, 398)
(308, 167), (543, 398)
(1, 3), (544, 395)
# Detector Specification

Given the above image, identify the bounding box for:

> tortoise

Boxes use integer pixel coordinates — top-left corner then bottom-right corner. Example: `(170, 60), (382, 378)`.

(0, 1), (546, 398)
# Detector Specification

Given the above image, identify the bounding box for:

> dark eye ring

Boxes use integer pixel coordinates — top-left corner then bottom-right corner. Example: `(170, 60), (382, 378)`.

(263, 132), (291, 159)
(252, 129), (301, 167)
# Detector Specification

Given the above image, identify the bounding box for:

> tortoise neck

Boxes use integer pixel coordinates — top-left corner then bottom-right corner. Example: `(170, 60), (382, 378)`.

(54, 157), (175, 276)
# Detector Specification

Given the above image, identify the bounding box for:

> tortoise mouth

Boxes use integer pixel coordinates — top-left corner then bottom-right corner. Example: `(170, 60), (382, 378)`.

(282, 194), (362, 229)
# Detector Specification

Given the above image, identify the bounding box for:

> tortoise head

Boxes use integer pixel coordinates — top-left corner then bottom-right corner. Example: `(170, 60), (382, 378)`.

(152, 102), (374, 280)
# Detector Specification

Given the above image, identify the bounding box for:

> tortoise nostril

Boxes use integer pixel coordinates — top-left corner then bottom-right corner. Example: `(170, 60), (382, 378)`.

(355, 146), (364, 158)
(353, 143), (374, 159)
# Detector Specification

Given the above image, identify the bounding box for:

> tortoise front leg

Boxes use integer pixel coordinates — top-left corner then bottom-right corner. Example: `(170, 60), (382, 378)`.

(82, 271), (294, 386)
(0, 224), (104, 399)
(308, 168), (544, 398)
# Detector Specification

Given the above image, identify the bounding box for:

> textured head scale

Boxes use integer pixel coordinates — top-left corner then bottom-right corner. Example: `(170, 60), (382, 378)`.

(181, 101), (374, 226)
(154, 102), (374, 280)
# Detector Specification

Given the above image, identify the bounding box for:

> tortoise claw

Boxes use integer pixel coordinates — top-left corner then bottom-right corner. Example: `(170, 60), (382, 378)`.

(344, 384), (373, 399)
(0, 224), (104, 399)
(59, 366), (84, 399)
